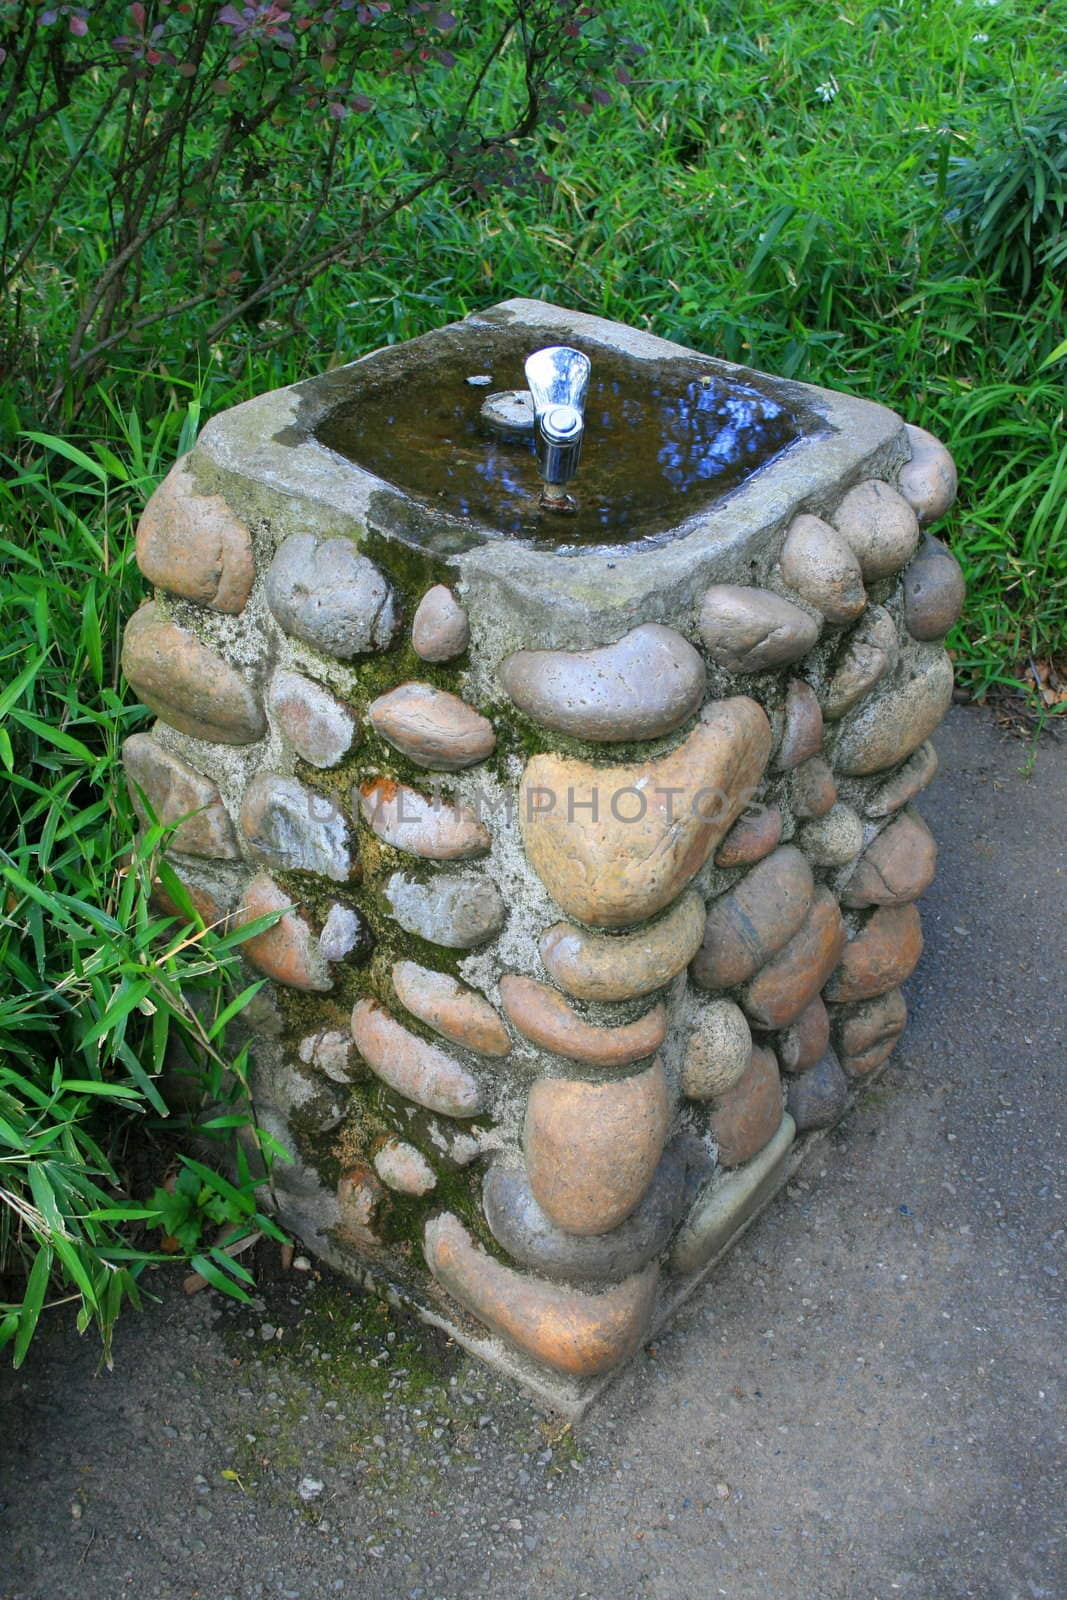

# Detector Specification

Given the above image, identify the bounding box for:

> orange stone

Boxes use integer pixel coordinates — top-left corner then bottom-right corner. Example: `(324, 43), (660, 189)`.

(123, 732), (239, 859)
(519, 697), (772, 928)
(539, 889), (706, 1003)
(368, 682), (495, 770)
(350, 998), (482, 1117)
(741, 888), (846, 1028)
(714, 805), (783, 867)
(424, 1212), (658, 1378)
(709, 1045), (784, 1168)
(499, 975), (666, 1068)
(122, 603), (266, 745)
(833, 987), (908, 1076)
(824, 904), (923, 1004)
(391, 960), (511, 1057)
(135, 458), (254, 615)
(337, 1164), (385, 1247)
(232, 871), (331, 991)
(841, 809), (937, 908)
(791, 756), (837, 820)
(690, 845), (813, 991)
(776, 679), (823, 769)
(524, 1062), (670, 1236)
(777, 995), (830, 1074)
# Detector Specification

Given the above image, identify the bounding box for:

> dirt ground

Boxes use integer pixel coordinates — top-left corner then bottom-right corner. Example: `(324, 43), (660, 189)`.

(1, 704), (1064, 1600)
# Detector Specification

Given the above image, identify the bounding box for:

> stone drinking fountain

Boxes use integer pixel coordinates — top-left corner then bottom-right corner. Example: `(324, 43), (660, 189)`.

(121, 299), (964, 1413)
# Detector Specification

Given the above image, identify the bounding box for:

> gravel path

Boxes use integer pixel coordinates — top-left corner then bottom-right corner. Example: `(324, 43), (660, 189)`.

(2, 705), (1064, 1600)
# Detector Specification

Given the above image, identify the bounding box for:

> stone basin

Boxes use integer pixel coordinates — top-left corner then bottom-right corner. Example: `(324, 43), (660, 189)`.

(121, 299), (963, 1414)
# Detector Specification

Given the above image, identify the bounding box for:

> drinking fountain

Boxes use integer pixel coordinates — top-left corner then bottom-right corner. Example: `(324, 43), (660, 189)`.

(121, 299), (963, 1413)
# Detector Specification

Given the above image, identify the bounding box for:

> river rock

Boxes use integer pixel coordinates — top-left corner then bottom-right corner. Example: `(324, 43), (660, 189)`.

(298, 1027), (357, 1083)
(233, 872), (332, 990)
(709, 1045), (783, 1168)
(237, 774), (350, 882)
(714, 805), (782, 867)
(833, 987), (907, 1075)
(823, 903), (923, 1004)
(841, 809), (937, 907)
(777, 513), (867, 625)
(903, 535), (965, 641)
(864, 741), (938, 817)
(350, 999), (482, 1117)
(318, 904), (367, 962)
(267, 669), (356, 768)
(791, 756), (837, 819)
(151, 866), (229, 931)
(898, 423), (958, 526)
(777, 996), (830, 1074)
(777, 679), (823, 769)
(699, 585), (820, 673)
(135, 459), (254, 615)
(671, 1113), (796, 1276)
(411, 585), (469, 661)
(122, 603), (266, 744)
(368, 682), (495, 770)
(499, 975), (666, 1068)
(742, 888), (846, 1028)
(358, 779), (490, 860)
(337, 1164), (385, 1247)
(691, 846), (813, 991)
(833, 649), (953, 776)
(520, 696), (771, 927)
(500, 623), (705, 743)
(265, 533), (395, 657)
(524, 1062), (670, 1236)
(423, 1213), (658, 1378)
(392, 960), (511, 1056)
(796, 802), (864, 866)
(383, 872), (506, 949)
(680, 999), (752, 1100)
(122, 733), (239, 859)
(373, 1139), (436, 1196)
(832, 479), (920, 580)
(821, 606), (899, 720)
(483, 1147), (685, 1285)
(786, 1049), (849, 1131)
(539, 888), (706, 1003)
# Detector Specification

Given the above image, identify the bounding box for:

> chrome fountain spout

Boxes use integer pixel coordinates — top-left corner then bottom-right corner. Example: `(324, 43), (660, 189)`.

(524, 345), (591, 512)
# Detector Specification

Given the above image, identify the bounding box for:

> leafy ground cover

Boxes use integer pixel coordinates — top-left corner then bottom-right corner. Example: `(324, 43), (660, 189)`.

(1, 0), (1063, 1361)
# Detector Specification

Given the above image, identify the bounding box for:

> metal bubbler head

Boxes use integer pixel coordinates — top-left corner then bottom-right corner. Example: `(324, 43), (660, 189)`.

(524, 346), (591, 508)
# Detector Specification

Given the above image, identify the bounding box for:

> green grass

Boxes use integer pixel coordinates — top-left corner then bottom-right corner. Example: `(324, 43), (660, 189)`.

(1, 0), (1064, 1363)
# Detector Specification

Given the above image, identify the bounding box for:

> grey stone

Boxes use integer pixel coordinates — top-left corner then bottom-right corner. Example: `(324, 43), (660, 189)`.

(680, 999), (753, 1100)
(483, 1146), (686, 1285)
(239, 774), (354, 881)
(699, 585), (820, 673)
(785, 1050), (849, 1131)
(671, 1113), (796, 1276)
(833, 648), (954, 776)
(411, 585), (470, 662)
(318, 904), (367, 962)
(832, 479), (920, 580)
(903, 535), (965, 641)
(383, 871), (506, 948)
(821, 606), (899, 720)
(864, 740), (939, 817)
(796, 802), (864, 866)
(267, 669), (357, 768)
(265, 533), (395, 657)
(499, 623), (705, 743)
(898, 422), (958, 525)
(777, 513), (867, 625)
